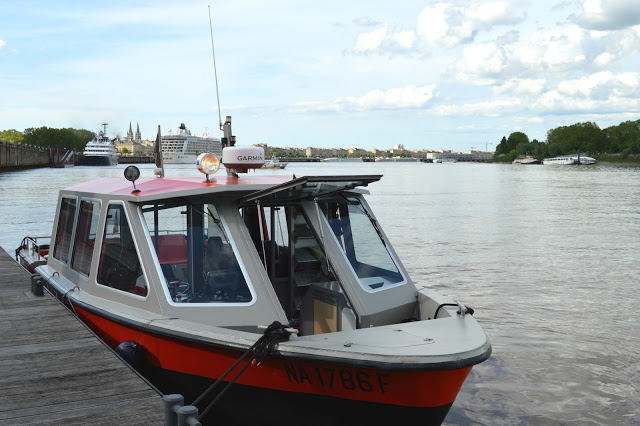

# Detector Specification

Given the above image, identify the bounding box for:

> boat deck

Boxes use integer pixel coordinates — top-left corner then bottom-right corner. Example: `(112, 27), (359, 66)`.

(0, 248), (165, 425)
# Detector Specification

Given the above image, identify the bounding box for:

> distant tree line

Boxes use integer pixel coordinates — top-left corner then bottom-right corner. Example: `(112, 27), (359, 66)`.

(22, 127), (95, 151)
(494, 118), (640, 162)
(0, 129), (24, 144)
(0, 127), (95, 151)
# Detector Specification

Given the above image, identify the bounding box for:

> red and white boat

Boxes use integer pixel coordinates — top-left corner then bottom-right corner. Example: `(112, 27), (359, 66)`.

(18, 118), (491, 425)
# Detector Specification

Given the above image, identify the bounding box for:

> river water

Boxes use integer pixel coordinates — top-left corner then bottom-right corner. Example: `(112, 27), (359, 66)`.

(0, 161), (638, 425)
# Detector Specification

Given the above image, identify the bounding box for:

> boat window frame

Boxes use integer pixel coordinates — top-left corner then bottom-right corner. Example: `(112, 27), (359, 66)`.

(139, 200), (257, 308)
(70, 197), (102, 277)
(95, 200), (149, 299)
(52, 195), (79, 265)
(318, 194), (407, 294)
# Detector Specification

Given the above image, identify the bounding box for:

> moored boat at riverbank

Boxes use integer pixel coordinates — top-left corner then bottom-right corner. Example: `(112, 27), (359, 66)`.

(543, 154), (597, 165)
(17, 117), (491, 425)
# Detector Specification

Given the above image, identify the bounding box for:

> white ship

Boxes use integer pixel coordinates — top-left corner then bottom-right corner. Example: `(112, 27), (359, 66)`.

(543, 154), (597, 165)
(433, 157), (456, 163)
(81, 123), (118, 166)
(161, 123), (222, 164)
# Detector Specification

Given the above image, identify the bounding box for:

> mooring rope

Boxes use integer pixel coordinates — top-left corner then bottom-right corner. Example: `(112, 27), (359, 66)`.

(194, 321), (292, 420)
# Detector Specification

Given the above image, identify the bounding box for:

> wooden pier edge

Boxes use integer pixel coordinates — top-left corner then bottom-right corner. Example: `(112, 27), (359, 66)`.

(0, 247), (166, 425)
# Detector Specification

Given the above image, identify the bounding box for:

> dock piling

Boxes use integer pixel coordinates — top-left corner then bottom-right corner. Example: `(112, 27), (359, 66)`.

(177, 405), (201, 426)
(164, 394), (201, 426)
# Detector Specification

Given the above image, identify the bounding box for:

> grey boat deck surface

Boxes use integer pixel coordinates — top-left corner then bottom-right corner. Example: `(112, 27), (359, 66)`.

(0, 248), (164, 425)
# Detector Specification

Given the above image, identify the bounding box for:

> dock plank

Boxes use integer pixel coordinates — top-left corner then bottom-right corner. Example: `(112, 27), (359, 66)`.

(0, 248), (165, 425)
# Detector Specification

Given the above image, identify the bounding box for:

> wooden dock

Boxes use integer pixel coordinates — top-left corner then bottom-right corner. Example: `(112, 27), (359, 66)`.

(0, 248), (165, 425)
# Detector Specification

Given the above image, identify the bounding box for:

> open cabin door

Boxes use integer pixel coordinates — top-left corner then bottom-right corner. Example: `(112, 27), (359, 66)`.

(239, 176), (381, 335)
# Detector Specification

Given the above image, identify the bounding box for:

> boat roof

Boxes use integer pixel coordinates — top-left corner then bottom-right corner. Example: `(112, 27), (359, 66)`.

(63, 174), (382, 203)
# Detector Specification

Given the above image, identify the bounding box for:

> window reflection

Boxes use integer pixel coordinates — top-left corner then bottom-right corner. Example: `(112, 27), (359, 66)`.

(142, 202), (252, 304)
(320, 196), (404, 290)
(97, 204), (148, 296)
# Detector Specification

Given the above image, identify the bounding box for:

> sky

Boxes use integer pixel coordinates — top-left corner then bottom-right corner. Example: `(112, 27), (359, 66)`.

(1, 0), (639, 152)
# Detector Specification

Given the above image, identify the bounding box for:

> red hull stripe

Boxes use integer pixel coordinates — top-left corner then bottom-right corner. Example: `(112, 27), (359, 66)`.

(49, 284), (470, 409)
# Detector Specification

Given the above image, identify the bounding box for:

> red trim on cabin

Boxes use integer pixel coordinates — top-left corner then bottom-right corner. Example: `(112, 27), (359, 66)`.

(66, 175), (295, 197)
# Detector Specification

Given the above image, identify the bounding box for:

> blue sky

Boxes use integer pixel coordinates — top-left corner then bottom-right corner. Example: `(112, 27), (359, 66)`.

(1, 0), (639, 152)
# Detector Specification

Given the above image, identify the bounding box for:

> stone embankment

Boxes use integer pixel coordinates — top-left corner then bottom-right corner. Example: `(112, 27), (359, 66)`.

(0, 143), (50, 172)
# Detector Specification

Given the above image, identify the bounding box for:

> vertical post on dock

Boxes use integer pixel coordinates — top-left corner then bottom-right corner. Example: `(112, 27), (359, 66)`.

(177, 405), (201, 426)
(163, 394), (184, 426)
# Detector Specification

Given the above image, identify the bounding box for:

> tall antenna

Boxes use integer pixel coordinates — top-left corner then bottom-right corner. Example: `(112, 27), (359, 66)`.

(208, 5), (223, 131)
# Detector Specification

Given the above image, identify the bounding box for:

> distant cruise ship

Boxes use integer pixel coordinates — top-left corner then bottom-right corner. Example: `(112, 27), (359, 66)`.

(161, 123), (222, 164)
(81, 123), (118, 166)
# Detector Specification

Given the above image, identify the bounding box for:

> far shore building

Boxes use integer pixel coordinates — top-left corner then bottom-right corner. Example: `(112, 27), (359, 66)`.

(115, 121), (154, 156)
(254, 142), (494, 161)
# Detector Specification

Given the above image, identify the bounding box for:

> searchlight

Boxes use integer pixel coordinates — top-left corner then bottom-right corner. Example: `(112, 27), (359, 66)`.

(124, 165), (141, 194)
(196, 153), (221, 183)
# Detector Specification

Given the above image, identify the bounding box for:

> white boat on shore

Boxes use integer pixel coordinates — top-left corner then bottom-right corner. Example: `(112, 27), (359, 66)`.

(81, 123), (118, 166)
(433, 158), (456, 163)
(513, 156), (541, 165)
(543, 154), (597, 165)
(17, 116), (491, 426)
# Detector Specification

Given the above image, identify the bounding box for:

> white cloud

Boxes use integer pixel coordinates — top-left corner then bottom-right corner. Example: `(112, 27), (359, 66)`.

(416, 3), (449, 44)
(575, 0), (640, 30)
(292, 84), (437, 113)
(455, 42), (509, 84)
(353, 23), (415, 54)
(557, 71), (640, 98)
(354, 0), (525, 55)
(353, 23), (389, 53)
(532, 25), (586, 68)
(0, 40), (6, 49)
(454, 25), (591, 84)
(493, 78), (547, 95)
(533, 71), (640, 112)
(431, 98), (524, 117)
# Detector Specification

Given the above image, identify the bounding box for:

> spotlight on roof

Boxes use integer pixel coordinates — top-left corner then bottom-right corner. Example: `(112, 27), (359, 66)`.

(196, 153), (221, 183)
(124, 166), (141, 194)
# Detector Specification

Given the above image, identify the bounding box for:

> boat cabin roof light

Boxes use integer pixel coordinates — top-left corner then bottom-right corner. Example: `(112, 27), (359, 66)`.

(196, 153), (221, 183)
(124, 165), (141, 194)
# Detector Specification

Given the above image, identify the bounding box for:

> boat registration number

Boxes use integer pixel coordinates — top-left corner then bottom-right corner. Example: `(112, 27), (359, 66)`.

(283, 361), (391, 394)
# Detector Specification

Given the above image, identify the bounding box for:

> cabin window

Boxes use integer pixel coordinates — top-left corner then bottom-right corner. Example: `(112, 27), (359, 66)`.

(71, 199), (100, 276)
(97, 204), (148, 296)
(53, 197), (77, 263)
(319, 196), (404, 291)
(142, 202), (252, 304)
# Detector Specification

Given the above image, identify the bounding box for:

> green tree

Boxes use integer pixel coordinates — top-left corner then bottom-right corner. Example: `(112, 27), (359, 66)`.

(494, 136), (508, 156)
(0, 129), (24, 144)
(23, 127), (95, 150)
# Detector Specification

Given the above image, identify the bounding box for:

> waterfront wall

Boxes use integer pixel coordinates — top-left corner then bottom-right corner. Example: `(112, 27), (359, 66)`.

(0, 143), (49, 172)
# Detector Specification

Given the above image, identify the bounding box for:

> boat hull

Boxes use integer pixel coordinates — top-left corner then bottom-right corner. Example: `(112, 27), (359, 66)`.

(41, 280), (475, 426)
(144, 366), (456, 425)
(81, 155), (118, 166)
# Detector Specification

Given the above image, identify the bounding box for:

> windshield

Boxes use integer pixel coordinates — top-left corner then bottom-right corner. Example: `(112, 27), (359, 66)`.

(142, 201), (252, 304)
(319, 196), (404, 291)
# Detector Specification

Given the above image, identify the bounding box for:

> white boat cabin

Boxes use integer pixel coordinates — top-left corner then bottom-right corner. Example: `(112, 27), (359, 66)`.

(46, 174), (420, 335)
